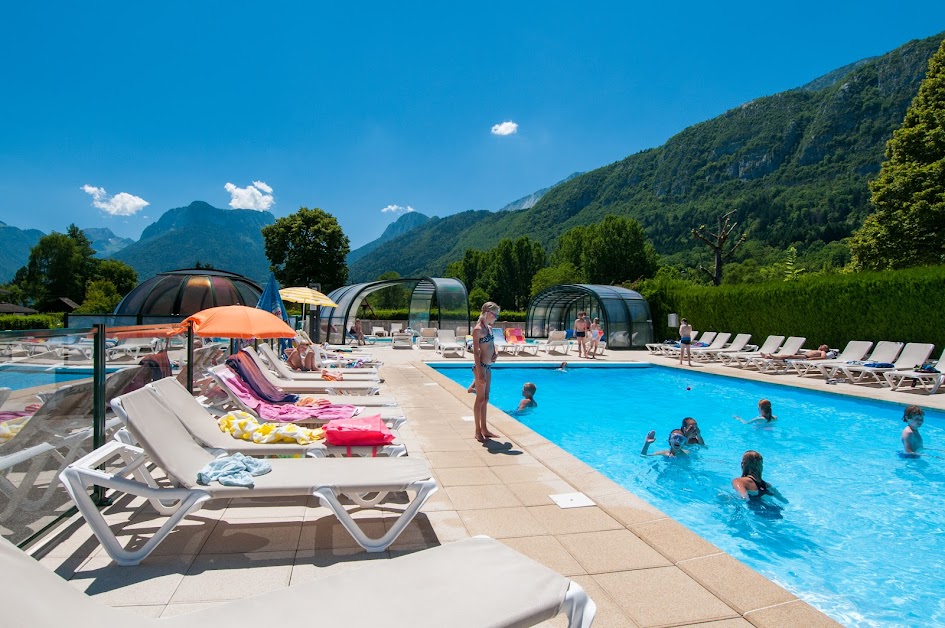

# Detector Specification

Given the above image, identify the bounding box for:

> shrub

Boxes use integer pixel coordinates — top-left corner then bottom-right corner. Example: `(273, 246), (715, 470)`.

(0, 314), (64, 331)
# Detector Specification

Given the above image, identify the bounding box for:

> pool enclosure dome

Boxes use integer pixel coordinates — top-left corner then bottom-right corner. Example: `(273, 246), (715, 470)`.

(526, 284), (653, 349)
(114, 269), (263, 318)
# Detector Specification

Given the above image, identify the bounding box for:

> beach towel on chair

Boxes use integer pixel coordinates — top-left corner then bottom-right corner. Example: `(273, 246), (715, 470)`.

(227, 352), (299, 404)
(196, 452), (272, 487)
(218, 411), (325, 445)
(324, 414), (394, 446)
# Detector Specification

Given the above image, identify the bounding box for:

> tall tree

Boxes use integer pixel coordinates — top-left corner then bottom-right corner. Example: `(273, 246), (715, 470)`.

(485, 237), (546, 310)
(262, 207), (350, 292)
(691, 210), (749, 286)
(15, 224), (98, 310)
(849, 39), (945, 270)
(584, 215), (659, 284)
(94, 259), (138, 296)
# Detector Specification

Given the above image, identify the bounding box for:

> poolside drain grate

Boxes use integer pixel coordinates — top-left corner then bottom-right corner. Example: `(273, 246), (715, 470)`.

(550, 492), (594, 509)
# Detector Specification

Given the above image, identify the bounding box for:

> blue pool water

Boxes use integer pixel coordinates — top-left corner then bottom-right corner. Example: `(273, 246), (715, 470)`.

(433, 363), (945, 628)
(0, 364), (106, 391)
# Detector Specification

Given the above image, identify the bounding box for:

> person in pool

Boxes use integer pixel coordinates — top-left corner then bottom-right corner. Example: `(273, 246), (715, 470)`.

(901, 405), (924, 455)
(514, 382), (538, 414)
(556, 361), (568, 372)
(680, 417), (705, 445)
(641, 429), (689, 457)
(735, 399), (777, 426)
(732, 450), (786, 501)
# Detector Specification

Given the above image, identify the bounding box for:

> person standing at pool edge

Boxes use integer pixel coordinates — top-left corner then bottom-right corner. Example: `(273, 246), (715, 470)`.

(472, 302), (501, 442)
(574, 312), (590, 358)
(678, 318), (693, 366)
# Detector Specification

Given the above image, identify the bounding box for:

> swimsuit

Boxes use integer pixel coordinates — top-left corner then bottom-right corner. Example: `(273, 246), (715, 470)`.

(746, 475), (769, 497)
(575, 331), (586, 338)
(681, 337), (691, 345)
(476, 328), (495, 369)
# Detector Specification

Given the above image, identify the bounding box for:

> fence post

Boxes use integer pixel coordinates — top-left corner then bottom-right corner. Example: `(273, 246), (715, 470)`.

(92, 323), (110, 506)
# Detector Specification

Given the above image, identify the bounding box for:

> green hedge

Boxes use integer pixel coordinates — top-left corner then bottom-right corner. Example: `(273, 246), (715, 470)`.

(0, 314), (64, 331)
(643, 267), (945, 348)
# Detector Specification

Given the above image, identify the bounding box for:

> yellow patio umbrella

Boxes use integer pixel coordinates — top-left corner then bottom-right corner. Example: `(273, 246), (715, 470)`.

(278, 287), (338, 308)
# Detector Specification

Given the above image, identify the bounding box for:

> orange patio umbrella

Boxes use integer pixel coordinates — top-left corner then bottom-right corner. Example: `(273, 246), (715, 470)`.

(180, 305), (297, 339)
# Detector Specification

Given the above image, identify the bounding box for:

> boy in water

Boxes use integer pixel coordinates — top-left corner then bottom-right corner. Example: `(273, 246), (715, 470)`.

(901, 405), (924, 454)
(641, 429), (689, 457)
(515, 382), (538, 414)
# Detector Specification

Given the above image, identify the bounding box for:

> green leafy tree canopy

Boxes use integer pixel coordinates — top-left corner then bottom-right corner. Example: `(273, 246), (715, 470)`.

(262, 207), (350, 292)
(850, 39), (945, 269)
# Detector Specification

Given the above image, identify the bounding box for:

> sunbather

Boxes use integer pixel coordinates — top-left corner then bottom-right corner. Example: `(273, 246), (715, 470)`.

(286, 341), (317, 371)
(763, 344), (835, 360)
(641, 429), (689, 457)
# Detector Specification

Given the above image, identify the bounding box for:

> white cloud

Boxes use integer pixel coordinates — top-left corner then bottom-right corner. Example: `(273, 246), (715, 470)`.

(490, 120), (518, 136)
(224, 181), (274, 210)
(380, 204), (415, 213)
(81, 184), (149, 216)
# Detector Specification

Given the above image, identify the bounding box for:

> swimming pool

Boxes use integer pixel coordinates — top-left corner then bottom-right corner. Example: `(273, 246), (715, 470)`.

(0, 364), (109, 391)
(432, 363), (945, 628)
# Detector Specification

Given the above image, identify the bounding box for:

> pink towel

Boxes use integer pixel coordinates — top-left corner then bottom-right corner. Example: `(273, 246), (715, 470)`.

(219, 367), (357, 423)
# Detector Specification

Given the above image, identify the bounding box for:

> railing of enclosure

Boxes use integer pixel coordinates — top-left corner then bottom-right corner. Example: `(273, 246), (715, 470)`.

(0, 323), (212, 547)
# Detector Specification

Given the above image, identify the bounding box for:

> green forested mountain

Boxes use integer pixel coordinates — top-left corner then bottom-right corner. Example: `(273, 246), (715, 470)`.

(110, 201), (274, 283)
(0, 222), (43, 283)
(349, 32), (945, 282)
(347, 211), (431, 265)
(83, 227), (134, 258)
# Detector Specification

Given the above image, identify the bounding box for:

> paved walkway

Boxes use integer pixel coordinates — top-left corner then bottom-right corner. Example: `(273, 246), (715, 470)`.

(31, 342), (891, 626)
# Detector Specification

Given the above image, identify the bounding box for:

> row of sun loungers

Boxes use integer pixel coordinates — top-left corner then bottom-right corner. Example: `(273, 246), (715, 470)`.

(650, 332), (943, 393)
(43, 340), (597, 626)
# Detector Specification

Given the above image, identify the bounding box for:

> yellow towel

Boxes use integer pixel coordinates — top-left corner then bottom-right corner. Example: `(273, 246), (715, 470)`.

(217, 411), (325, 445)
(0, 416), (30, 444)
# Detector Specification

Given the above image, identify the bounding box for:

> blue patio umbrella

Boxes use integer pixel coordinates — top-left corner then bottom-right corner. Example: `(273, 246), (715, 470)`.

(256, 273), (292, 356)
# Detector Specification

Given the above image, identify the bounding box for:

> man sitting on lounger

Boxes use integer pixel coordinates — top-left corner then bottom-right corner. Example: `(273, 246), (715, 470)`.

(761, 344), (836, 360)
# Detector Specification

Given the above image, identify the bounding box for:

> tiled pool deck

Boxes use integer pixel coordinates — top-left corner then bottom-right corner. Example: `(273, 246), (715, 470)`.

(32, 343), (944, 627)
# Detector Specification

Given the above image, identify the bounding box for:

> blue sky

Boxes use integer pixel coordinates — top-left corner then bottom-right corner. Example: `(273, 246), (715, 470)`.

(1, 2), (942, 249)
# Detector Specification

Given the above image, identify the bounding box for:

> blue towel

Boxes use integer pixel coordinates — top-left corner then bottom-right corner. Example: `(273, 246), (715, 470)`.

(197, 453), (272, 487)
(862, 362), (895, 368)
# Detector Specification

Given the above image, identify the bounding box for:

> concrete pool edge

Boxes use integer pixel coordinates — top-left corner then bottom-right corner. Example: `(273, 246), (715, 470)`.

(418, 361), (842, 627)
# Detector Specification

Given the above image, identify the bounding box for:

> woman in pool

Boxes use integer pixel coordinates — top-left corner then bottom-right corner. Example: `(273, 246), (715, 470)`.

(732, 450), (786, 501)
(641, 429), (689, 457)
(735, 399), (777, 426)
(901, 405), (924, 455)
(680, 417), (706, 445)
(472, 301), (501, 442)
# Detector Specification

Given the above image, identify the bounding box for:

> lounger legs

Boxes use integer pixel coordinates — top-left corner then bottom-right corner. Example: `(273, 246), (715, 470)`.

(313, 478), (438, 552)
(561, 581), (598, 628)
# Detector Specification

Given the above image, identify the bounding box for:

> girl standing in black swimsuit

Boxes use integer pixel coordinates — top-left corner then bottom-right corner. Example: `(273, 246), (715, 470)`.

(472, 301), (501, 442)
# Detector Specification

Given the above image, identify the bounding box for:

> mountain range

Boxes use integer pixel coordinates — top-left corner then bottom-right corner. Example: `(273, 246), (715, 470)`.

(1, 31), (942, 289)
(346, 31), (945, 281)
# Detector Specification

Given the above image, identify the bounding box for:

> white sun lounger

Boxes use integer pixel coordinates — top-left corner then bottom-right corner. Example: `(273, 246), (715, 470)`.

(691, 333), (751, 362)
(787, 341), (873, 377)
(206, 365), (405, 421)
(834, 343), (934, 385)
(883, 347), (945, 394)
(254, 344), (379, 380)
(646, 331), (699, 354)
(61, 387), (437, 565)
(0, 534), (595, 627)
(744, 337), (808, 373)
(662, 331), (718, 357)
(539, 330), (571, 354)
(718, 335), (786, 367)
(129, 378), (407, 459)
(815, 341), (904, 379)
(231, 350), (381, 395)
(435, 330), (465, 357)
